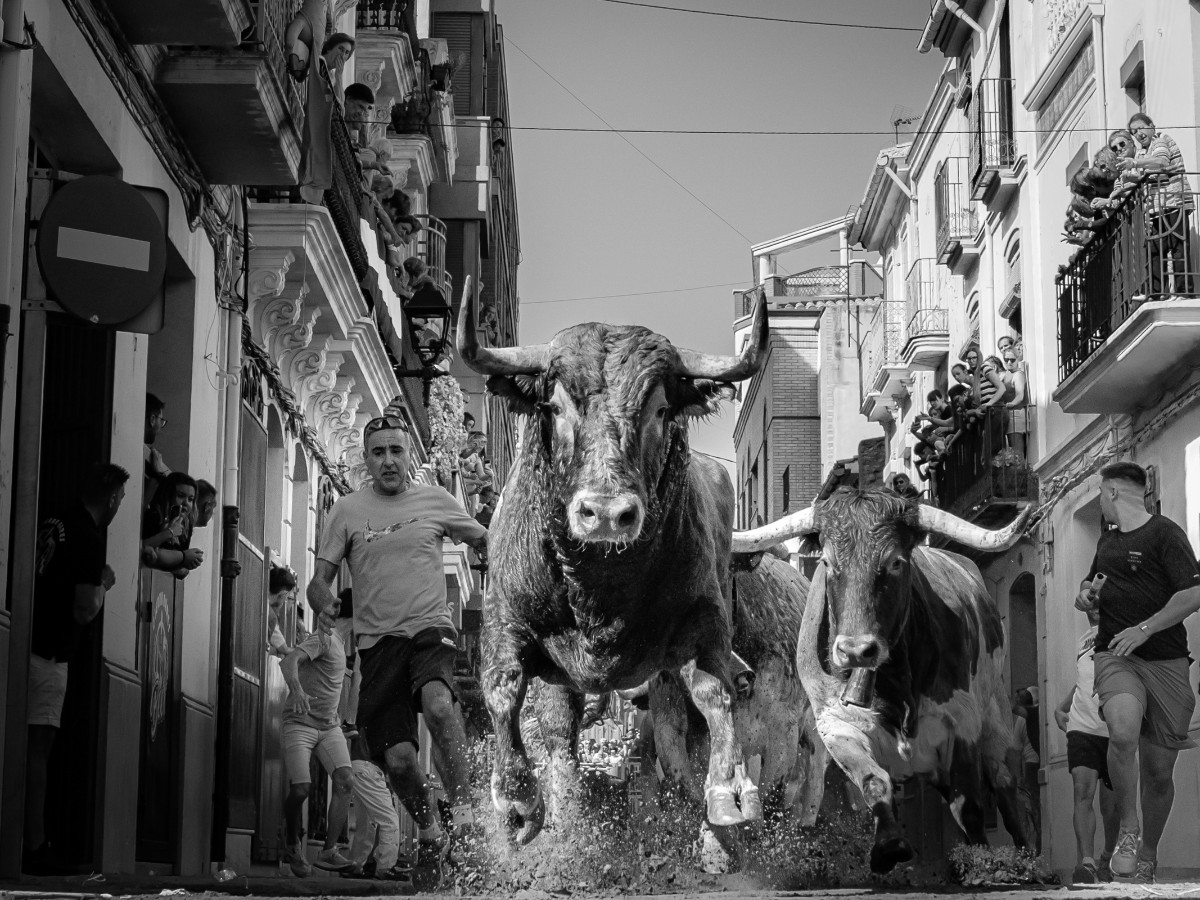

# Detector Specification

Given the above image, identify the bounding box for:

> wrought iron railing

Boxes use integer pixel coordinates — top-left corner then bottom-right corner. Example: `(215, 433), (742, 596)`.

(861, 300), (905, 393)
(968, 78), (1017, 197)
(357, 0), (408, 29)
(931, 408), (1037, 519)
(1056, 173), (1199, 381)
(324, 101), (371, 281)
(412, 214), (452, 299)
(250, 0), (307, 134)
(905, 258), (947, 338)
(935, 157), (978, 261)
(735, 262), (883, 317)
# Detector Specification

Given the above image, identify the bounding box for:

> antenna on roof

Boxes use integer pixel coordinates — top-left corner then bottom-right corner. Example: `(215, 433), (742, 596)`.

(890, 104), (921, 144)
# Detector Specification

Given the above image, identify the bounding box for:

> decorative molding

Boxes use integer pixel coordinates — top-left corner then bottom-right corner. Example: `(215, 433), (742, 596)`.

(247, 251), (295, 303)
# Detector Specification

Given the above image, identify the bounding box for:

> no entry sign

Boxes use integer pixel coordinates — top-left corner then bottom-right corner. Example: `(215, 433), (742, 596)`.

(36, 175), (168, 326)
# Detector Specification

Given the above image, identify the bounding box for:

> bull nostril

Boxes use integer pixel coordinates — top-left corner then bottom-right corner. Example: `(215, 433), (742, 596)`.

(861, 642), (879, 661)
(577, 504), (596, 522)
(616, 508), (638, 527)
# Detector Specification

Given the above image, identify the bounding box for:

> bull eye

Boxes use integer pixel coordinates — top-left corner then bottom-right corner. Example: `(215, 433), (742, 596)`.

(537, 401), (561, 417)
(887, 557), (906, 576)
(654, 405), (668, 420)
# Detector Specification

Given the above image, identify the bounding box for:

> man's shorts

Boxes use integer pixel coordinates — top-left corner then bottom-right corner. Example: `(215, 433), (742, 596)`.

(27, 654), (69, 728)
(1066, 730), (1112, 788)
(1094, 651), (1196, 750)
(357, 627), (458, 760)
(282, 720), (352, 784)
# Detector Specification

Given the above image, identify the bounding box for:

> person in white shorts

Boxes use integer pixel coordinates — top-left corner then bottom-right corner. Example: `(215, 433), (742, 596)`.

(280, 596), (354, 876)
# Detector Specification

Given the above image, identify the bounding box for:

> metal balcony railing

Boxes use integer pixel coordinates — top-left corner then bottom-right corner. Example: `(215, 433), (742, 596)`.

(1056, 173), (1199, 381)
(412, 214), (452, 300)
(905, 258), (947, 338)
(325, 102), (371, 282)
(861, 299), (905, 393)
(931, 408), (1037, 519)
(968, 78), (1017, 199)
(734, 262), (883, 317)
(935, 157), (978, 261)
(357, 0), (409, 29)
(250, 0), (307, 134)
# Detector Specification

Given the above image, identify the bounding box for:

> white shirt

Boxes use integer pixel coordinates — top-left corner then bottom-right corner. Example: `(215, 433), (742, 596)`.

(1068, 625), (1107, 737)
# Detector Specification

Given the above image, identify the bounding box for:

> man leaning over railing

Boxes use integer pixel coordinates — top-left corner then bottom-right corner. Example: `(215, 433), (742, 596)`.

(1124, 114), (1194, 298)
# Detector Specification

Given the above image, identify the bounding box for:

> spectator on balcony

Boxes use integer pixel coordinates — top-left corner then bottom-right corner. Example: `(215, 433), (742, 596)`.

(1002, 348), (1029, 460)
(285, 0), (333, 82)
(141, 473), (204, 579)
(383, 190), (424, 243)
(1127, 114), (1193, 297)
(193, 479), (218, 529)
(321, 32), (355, 96)
(343, 83), (375, 149)
(474, 486), (498, 529)
(947, 382), (978, 444)
(460, 431), (490, 501)
(887, 473), (922, 503)
(144, 393), (171, 505)
(1094, 131), (1141, 207)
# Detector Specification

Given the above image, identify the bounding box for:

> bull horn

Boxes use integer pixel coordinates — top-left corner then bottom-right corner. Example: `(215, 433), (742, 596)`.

(455, 276), (549, 375)
(916, 503), (1032, 552)
(675, 288), (769, 382)
(732, 506), (816, 553)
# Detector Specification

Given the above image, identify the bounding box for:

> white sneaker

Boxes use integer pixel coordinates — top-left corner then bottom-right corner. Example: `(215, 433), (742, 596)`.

(313, 846), (355, 871)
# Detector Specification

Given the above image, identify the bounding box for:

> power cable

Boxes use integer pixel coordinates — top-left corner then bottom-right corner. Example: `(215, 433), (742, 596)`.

(453, 122), (1200, 137)
(592, 0), (924, 32)
(522, 280), (747, 304)
(504, 35), (755, 244)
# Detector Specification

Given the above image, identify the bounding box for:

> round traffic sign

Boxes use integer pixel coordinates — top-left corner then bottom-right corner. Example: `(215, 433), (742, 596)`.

(36, 175), (167, 325)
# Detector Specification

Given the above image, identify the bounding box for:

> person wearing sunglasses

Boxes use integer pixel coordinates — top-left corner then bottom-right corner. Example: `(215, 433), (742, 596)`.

(999, 344), (1029, 460)
(307, 412), (488, 871)
(143, 392), (172, 506)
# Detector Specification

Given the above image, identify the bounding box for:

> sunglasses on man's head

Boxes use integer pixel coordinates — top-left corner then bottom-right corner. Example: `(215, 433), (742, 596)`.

(364, 415), (409, 439)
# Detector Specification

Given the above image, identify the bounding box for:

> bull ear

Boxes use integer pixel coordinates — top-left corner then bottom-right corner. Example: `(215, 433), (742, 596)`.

(486, 375), (537, 415)
(679, 379), (737, 418)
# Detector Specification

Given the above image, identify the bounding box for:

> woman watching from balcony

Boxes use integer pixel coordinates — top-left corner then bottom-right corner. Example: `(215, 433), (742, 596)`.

(1002, 348), (1029, 460)
(1094, 131), (1142, 208)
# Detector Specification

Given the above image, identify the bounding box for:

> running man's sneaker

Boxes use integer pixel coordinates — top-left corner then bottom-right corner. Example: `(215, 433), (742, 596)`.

(313, 846), (355, 871)
(1071, 861), (1098, 884)
(281, 843), (312, 877)
(1133, 857), (1157, 884)
(1110, 831), (1140, 878)
(415, 829), (450, 890)
(1097, 857), (1114, 883)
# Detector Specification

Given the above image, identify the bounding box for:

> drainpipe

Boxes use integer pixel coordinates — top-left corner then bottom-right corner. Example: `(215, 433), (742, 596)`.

(1092, 13), (1107, 132)
(919, 0), (986, 54)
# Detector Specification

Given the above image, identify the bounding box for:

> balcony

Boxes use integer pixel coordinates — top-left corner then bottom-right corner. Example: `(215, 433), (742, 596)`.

(354, 1), (419, 117)
(968, 78), (1018, 204)
(903, 258), (949, 370)
(431, 113), (490, 227)
(108, 0), (252, 45)
(932, 408), (1036, 529)
(1053, 175), (1200, 413)
(935, 157), (980, 272)
(734, 262), (883, 317)
(859, 300), (908, 422)
(157, 0), (305, 184)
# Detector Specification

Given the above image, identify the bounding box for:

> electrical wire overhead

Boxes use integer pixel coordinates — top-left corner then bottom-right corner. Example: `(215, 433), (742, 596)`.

(592, 0), (924, 32)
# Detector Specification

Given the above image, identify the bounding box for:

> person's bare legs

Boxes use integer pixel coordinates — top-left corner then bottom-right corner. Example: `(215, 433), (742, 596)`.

(24, 725), (57, 852)
(323, 766), (354, 852)
(285, 782), (311, 846)
(1099, 781), (1119, 857)
(1071, 767), (1099, 865)
(383, 742), (437, 828)
(421, 681), (473, 809)
(1102, 694), (1143, 835)
(1138, 738), (1180, 861)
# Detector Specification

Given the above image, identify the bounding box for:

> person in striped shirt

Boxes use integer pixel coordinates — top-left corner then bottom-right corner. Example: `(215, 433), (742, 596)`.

(1126, 114), (1193, 296)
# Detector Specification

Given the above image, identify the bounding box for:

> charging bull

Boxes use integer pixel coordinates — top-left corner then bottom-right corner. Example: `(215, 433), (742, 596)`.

(458, 286), (770, 844)
(733, 488), (1035, 872)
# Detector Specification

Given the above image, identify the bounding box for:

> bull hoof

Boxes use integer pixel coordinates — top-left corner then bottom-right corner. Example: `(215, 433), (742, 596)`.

(869, 837), (914, 874)
(705, 786), (745, 827)
(739, 786), (762, 823)
(492, 778), (545, 845)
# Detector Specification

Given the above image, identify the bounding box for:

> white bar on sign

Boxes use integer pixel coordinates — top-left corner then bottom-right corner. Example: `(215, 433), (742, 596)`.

(57, 226), (151, 272)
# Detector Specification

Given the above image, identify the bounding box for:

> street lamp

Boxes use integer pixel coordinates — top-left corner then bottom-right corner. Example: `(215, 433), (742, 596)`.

(395, 280), (455, 404)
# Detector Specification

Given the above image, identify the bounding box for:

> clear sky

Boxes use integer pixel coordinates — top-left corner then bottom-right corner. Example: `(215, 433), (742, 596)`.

(497, 0), (942, 469)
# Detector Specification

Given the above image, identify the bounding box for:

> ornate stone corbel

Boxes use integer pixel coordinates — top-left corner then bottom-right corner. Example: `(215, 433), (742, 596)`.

(291, 344), (345, 417)
(310, 375), (358, 449)
(247, 250), (296, 303)
(254, 281), (323, 363)
(356, 57), (386, 100)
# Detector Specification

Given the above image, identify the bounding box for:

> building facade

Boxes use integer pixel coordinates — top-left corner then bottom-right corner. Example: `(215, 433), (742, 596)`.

(0, 0), (518, 877)
(746, 0), (1200, 878)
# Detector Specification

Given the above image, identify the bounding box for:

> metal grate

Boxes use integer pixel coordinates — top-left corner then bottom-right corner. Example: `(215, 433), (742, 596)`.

(905, 258), (948, 338)
(935, 157), (978, 261)
(968, 78), (1017, 198)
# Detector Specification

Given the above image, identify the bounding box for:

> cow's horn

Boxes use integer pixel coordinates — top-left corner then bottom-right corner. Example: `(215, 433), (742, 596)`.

(455, 277), (549, 375)
(916, 503), (1032, 552)
(732, 506), (816, 553)
(676, 288), (768, 382)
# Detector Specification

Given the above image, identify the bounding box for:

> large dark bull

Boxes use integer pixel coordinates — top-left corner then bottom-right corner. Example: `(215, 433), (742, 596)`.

(458, 289), (770, 843)
(733, 489), (1035, 872)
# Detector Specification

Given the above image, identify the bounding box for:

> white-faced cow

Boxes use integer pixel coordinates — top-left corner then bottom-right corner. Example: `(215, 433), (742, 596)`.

(733, 489), (1034, 873)
(458, 288), (770, 843)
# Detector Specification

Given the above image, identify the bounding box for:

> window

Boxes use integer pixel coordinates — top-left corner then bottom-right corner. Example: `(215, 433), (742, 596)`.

(782, 465), (791, 510)
(1121, 42), (1145, 120)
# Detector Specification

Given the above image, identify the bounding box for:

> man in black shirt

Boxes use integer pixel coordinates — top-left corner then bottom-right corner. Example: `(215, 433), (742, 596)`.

(23, 463), (128, 875)
(1075, 461), (1200, 884)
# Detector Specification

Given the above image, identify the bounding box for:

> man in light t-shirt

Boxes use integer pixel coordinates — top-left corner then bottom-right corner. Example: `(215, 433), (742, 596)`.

(1055, 607), (1119, 885)
(307, 414), (487, 868)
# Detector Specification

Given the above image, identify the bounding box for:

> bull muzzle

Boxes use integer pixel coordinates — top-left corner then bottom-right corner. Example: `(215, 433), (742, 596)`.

(831, 633), (886, 669)
(568, 491), (644, 544)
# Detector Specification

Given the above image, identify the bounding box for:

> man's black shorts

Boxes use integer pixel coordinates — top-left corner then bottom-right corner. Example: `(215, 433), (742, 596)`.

(1066, 730), (1112, 789)
(357, 627), (458, 760)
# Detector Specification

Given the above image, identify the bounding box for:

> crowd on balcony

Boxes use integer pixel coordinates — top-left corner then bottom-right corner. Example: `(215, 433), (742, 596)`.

(910, 340), (1029, 485)
(1062, 114), (1193, 298)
